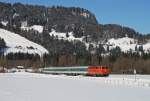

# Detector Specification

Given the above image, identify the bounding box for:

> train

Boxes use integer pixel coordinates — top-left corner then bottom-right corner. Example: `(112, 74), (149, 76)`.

(42, 66), (110, 77)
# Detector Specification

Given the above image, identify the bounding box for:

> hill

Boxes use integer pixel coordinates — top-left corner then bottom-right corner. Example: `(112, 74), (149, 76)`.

(0, 2), (150, 73)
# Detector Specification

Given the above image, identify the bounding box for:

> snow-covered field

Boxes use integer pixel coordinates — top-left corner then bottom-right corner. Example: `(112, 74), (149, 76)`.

(0, 72), (150, 101)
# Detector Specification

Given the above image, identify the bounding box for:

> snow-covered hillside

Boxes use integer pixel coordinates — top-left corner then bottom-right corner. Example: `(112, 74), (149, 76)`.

(0, 28), (48, 56)
(21, 25), (44, 33)
(49, 29), (83, 41)
(106, 37), (138, 52)
(106, 37), (150, 52)
(0, 72), (150, 101)
(48, 30), (150, 53)
(48, 29), (150, 53)
(10, 22), (150, 54)
(143, 43), (150, 52)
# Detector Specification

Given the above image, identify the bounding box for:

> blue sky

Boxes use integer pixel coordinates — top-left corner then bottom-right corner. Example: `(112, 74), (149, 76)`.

(1, 0), (150, 34)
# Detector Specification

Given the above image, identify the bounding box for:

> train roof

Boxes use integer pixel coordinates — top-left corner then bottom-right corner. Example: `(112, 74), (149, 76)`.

(44, 66), (88, 69)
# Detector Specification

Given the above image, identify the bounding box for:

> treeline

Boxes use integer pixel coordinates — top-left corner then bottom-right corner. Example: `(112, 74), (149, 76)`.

(0, 52), (41, 69)
(0, 48), (150, 74)
(43, 51), (150, 74)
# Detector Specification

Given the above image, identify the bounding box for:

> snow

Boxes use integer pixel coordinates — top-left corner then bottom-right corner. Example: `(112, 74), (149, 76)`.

(80, 12), (89, 18)
(143, 42), (150, 52)
(30, 25), (43, 33)
(107, 37), (138, 52)
(110, 74), (150, 80)
(0, 28), (48, 56)
(49, 29), (99, 51)
(0, 72), (150, 101)
(13, 13), (19, 18)
(106, 74), (150, 87)
(49, 29), (83, 41)
(106, 37), (150, 52)
(48, 32), (150, 53)
(1, 21), (8, 26)
(21, 25), (43, 33)
(21, 21), (27, 27)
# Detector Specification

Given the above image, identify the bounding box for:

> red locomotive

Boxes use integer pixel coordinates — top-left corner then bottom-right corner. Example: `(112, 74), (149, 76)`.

(87, 66), (110, 76)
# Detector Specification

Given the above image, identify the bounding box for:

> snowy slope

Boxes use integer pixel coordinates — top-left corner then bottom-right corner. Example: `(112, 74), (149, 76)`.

(106, 37), (138, 52)
(0, 72), (150, 101)
(21, 25), (43, 33)
(49, 29), (83, 41)
(48, 29), (150, 53)
(17, 23), (150, 53)
(106, 37), (150, 52)
(49, 30), (150, 53)
(0, 28), (48, 56)
(143, 43), (150, 52)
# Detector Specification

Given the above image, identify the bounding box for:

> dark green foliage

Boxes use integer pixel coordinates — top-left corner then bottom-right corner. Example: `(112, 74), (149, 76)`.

(6, 52), (40, 60)
(109, 46), (121, 62)
(0, 38), (6, 48)
(138, 45), (144, 52)
(0, 38), (6, 56)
